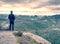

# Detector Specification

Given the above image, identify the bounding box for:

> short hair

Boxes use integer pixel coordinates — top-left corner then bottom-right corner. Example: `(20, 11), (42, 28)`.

(10, 11), (13, 14)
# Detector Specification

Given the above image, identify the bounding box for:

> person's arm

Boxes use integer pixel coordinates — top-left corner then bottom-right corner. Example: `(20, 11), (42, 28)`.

(8, 15), (10, 19)
(13, 15), (15, 20)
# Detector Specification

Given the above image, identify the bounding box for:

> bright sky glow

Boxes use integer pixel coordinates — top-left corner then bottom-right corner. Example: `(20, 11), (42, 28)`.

(0, 0), (60, 15)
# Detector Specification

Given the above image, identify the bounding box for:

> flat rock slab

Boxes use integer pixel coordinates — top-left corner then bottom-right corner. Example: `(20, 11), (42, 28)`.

(0, 31), (16, 44)
(23, 32), (51, 44)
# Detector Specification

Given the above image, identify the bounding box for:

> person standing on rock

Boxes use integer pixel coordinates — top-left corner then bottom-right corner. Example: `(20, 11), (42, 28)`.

(8, 11), (15, 31)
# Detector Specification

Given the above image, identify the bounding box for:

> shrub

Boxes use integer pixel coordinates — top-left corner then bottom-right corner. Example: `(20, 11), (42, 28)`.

(14, 31), (23, 37)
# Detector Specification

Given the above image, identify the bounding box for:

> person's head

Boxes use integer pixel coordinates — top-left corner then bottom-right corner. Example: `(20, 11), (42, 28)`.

(10, 11), (13, 14)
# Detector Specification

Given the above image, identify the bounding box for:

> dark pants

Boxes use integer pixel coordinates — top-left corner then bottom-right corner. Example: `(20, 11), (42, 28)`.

(9, 21), (14, 31)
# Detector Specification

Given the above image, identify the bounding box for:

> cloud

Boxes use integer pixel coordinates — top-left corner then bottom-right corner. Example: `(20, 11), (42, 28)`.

(53, 8), (60, 10)
(32, 0), (60, 9)
(0, 0), (41, 9)
(1, 0), (38, 3)
(0, 0), (49, 8)
(48, 0), (60, 5)
(0, 0), (60, 15)
(49, 6), (60, 10)
(45, 5), (60, 10)
(1, 0), (21, 3)
(1, 0), (60, 8)
(28, 0), (49, 9)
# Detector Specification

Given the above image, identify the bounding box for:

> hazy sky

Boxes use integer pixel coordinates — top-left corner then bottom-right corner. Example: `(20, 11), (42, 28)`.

(0, 0), (60, 15)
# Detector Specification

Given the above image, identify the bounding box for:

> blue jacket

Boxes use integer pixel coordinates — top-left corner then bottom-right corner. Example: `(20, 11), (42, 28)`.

(8, 14), (15, 22)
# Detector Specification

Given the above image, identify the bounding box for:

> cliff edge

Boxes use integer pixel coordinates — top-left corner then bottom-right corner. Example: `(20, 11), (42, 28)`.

(0, 31), (51, 44)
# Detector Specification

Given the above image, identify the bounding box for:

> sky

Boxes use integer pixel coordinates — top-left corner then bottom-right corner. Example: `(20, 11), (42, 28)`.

(0, 0), (60, 15)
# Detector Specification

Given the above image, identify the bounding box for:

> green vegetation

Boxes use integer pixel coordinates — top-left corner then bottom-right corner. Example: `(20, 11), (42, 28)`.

(0, 14), (60, 44)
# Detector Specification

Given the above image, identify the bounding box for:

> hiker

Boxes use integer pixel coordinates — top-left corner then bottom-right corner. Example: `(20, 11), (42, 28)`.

(8, 11), (15, 31)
